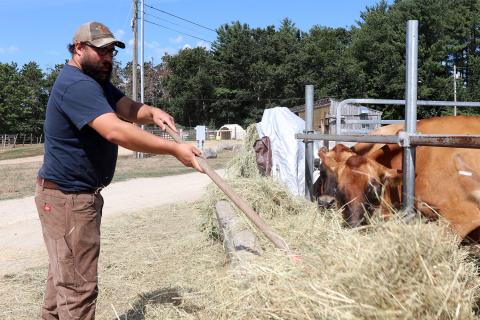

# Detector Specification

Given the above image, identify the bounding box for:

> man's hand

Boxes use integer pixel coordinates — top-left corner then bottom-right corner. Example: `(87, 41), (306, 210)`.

(152, 108), (177, 132)
(173, 144), (204, 173)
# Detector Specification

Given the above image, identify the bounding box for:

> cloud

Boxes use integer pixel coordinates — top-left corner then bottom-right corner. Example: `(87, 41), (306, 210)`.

(169, 35), (184, 44)
(146, 40), (161, 50)
(153, 46), (177, 56)
(0, 46), (19, 54)
(180, 42), (211, 51)
(196, 41), (211, 50)
(115, 29), (126, 41)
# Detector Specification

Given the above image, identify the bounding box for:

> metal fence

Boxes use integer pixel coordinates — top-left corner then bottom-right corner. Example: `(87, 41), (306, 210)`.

(144, 126), (241, 142)
(1, 134), (44, 148)
(297, 20), (480, 212)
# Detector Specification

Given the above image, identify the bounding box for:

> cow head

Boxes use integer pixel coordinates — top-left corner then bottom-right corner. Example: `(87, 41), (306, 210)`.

(319, 144), (402, 227)
(314, 145), (355, 209)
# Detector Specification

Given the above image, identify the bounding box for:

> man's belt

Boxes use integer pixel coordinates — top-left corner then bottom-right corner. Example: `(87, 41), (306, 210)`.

(37, 177), (61, 190)
(36, 177), (103, 194)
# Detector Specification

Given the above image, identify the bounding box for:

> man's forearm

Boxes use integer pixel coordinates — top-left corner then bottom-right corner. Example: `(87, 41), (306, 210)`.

(123, 102), (155, 124)
(134, 103), (157, 124)
(116, 96), (158, 124)
(106, 120), (176, 154)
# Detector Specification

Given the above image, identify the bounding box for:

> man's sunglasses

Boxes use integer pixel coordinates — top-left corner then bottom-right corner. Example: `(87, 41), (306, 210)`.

(84, 43), (118, 57)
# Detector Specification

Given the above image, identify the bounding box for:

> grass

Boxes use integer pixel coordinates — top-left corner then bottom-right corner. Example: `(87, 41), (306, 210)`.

(0, 148), (237, 200)
(0, 144), (44, 161)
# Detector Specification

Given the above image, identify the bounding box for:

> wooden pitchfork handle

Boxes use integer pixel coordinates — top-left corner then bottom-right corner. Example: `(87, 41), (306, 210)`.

(164, 125), (290, 252)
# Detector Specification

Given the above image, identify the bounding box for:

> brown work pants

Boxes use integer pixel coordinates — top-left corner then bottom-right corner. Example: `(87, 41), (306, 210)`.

(35, 184), (104, 319)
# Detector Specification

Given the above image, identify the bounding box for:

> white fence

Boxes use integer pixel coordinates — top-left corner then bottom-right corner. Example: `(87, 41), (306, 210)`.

(144, 127), (240, 141)
(1, 134), (43, 148)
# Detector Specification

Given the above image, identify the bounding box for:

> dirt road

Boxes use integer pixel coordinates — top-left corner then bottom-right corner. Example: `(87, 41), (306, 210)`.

(0, 170), (222, 275)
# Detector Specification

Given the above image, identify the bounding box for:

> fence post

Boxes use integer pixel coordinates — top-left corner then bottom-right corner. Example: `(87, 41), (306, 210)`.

(402, 20), (418, 213)
(305, 85), (314, 201)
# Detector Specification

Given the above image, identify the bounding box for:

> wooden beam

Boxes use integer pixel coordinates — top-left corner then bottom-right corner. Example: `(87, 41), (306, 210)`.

(215, 201), (263, 266)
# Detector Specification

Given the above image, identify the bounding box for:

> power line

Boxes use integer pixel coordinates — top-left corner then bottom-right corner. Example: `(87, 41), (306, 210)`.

(144, 19), (213, 44)
(144, 3), (216, 33)
(144, 12), (206, 36)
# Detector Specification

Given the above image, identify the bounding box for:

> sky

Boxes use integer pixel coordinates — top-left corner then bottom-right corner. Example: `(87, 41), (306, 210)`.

(0, 0), (383, 71)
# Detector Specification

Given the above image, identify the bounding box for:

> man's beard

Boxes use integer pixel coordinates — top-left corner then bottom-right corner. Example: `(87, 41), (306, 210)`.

(81, 58), (112, 84)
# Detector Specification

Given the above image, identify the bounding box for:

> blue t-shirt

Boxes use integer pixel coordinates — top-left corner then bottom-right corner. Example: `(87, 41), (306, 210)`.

(38, 64), (125, 192)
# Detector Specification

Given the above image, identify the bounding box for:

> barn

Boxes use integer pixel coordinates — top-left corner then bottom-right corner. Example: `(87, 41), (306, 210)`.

(216, 124), (246, 140)
(290, 98), (383, 134)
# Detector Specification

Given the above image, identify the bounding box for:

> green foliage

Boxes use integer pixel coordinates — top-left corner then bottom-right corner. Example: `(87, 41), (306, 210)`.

(160, 1), (480, 123)
(0, 62), (47, 134)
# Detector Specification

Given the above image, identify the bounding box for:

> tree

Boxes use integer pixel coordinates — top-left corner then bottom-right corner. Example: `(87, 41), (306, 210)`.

(162, 47), (215, 126)
(0, 63), (21, 133)
(17, 62), (47, 134)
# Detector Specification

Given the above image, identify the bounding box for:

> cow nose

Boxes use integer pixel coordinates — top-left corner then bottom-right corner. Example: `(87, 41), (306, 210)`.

(318, 196), (336, 209)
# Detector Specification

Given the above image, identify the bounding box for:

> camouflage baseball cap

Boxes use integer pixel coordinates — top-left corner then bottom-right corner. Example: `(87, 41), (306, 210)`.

(72, 22), (125, 48)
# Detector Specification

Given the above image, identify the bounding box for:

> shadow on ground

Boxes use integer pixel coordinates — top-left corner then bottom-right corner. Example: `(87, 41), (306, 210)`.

(116, 287), (202, 319)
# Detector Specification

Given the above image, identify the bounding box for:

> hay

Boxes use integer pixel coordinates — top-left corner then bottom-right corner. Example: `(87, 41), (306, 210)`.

(197, 176), (317, 242)
(225, 123), (261, 179)
(195, 128), (480, 319)
(198, 189), (480, 319)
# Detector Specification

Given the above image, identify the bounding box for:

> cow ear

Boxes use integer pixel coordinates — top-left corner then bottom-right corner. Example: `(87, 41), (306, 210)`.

(382, 168), (402, 185)
(333, 144), (355, 162)
(318, 148), (337, 171)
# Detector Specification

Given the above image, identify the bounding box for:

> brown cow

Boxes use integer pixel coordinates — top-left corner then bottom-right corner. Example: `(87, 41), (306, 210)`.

(315, 122), (404, 209)
(318, 116), (480, 240)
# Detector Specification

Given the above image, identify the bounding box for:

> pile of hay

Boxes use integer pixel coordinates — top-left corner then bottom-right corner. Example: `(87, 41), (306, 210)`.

(196, 124), (480, 319)
(225, 123), (261, 179)
(200, 213), (480, 319)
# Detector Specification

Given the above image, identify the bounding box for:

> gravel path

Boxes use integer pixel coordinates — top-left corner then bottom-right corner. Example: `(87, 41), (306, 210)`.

(0, 170), (222, 275)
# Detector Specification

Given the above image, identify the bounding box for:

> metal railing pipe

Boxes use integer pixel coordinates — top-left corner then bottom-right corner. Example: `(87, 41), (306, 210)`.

(402, 20), (419, 212)
(296, 133), (480, 149)
(305, 85), (314, 201)
(296, 133), (399, 144)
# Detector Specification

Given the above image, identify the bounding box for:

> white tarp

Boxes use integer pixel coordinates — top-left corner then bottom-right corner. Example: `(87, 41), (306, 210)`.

(256, 107), (307, 196)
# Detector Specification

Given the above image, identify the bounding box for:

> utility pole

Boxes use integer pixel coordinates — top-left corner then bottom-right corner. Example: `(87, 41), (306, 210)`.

(139, 0), (145, 159)
(453, 64), (457, 116)
(132, 0), (138, 102)
(132, 0), (141, 158)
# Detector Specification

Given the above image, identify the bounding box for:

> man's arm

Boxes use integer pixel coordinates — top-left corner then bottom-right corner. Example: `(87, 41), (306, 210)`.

(89, 112), (203, 172)
(115, 96), (176, 131)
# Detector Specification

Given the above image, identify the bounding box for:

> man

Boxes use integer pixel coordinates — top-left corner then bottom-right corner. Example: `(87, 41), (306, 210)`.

(35, 21), (203, 319)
